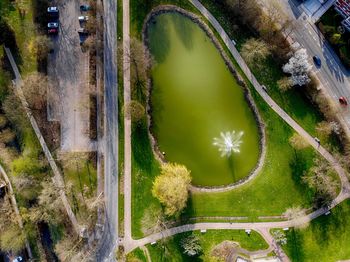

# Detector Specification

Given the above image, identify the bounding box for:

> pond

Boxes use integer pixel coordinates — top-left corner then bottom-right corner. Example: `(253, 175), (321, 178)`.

(147, 12), (261, 187)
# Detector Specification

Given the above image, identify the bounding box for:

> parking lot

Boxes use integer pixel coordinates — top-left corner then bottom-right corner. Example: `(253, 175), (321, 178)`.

(47, 0), (95, 151)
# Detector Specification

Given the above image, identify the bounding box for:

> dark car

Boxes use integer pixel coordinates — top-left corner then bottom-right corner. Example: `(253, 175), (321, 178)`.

(313, 55), (321, 67)
(78, 28), (89, 34)
(80, 4), (91, 11)
(48, 28), (58, 34)
(339, 96), (348, 106)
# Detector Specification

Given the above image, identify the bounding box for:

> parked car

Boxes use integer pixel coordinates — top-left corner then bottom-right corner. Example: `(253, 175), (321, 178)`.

(339, 96), (348, 106)
(313, 55), (321, 67)
(47, 6), (59, 16)
(80, 4), (91, 11)
(48, 28), (58, 34)
(12, 256), (23, 262)
(78, 28), (88, 34)
(78, 16), (89, 22)
(48, 22), (59, 28)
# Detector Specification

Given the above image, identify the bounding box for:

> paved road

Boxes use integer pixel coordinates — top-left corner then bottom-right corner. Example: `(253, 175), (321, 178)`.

(120, 1), (350, 260)
(47, 0), (93, 151)
(278, 0), (350, 136)
(95, 0), (118, 260)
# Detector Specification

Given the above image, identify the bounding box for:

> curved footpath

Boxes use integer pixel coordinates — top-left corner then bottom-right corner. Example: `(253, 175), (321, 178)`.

(121, 0), (350, 261)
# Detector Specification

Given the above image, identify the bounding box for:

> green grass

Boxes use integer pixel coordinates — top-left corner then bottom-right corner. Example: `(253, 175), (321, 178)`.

(198, 0), (338, 147)
(126, 247), (147, 262)
(129, 0), (332, 238)
(283, 200), (350, 262)
(130, 0), (198, 37)
(146, 229), (268, 262)
(131, 121), (161, 238)
(184, 89), (317, 219)
(63, 158), (97, 220)
(1, 0), (37, 75)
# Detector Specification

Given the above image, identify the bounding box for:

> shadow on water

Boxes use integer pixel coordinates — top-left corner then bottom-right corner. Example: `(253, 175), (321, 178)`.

(147, 15), (171, 64)
(172, 13), (194, 51)
(227, 154), (236, 182)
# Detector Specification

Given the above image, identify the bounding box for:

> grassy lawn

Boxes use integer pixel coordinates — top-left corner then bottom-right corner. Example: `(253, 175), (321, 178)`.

(198, 0), (338, 148)
(129, 0), (338, 238)
(126, 247), (147, 262)
(1, 0), (37, 75)
(145, 229), (268, 261)
(184, 89), (316, 219)
(130, 0), (198, 37)
(60, 153), (97, 225)
(283, 200), (350, 262)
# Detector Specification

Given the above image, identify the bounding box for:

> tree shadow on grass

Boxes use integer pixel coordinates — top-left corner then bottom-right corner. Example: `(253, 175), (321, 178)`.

(131, 120), (158, 176)
(0, 19), (22, 68)
(31, 0), (48, 32)
(310, 201), (346, 248)
(289, 151), (314, 204)
(285, 228), (306, 262)
(227, 154), (236, 182)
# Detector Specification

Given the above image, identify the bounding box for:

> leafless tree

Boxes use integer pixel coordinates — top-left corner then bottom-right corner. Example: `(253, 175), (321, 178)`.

(303, 158), (339, 208)
(241, 38), (271, 68)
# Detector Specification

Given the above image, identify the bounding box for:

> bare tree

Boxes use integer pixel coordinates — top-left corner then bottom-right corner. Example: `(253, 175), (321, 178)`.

(0, 128), (16, 144)
(22, 72), (48, 111)
(27, 35), (52, 61)
(123, 100), (145, 123)
(0, 115), (8, 129)
(283, 206), (307, 220)
(289, 133), (309, 151)
(277, 76), (293, 92)
(28, 179), (65, 225)
(119, 38), (152, 102)
(303, 158), (339, 208)
(241, 38), (270, 68)
(141, 204), (167, 235)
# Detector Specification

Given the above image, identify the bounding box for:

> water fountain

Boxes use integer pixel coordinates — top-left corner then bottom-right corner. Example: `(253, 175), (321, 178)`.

(213, 131), (244, 157)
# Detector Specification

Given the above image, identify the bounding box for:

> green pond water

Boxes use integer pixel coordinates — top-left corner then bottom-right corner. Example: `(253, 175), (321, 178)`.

(147, 12), (260, 186)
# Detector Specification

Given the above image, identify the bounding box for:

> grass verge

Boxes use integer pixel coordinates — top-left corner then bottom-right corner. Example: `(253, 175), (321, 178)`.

(146, 229), (269, 261)
(283, 200), (350, 262)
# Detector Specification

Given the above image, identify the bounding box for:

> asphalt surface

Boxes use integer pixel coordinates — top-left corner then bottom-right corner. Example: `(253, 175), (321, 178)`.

(95, 0), (118, 261)
(47, 0), (92, 151)
(280, 0), (350, 133)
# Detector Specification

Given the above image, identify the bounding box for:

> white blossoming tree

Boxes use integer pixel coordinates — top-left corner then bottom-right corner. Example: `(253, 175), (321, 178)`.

(282, 48), (312, 86)
(213, 131), (244, 157)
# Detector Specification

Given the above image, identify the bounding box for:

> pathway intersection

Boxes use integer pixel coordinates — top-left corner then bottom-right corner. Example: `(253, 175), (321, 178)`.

(120, 0), (350, 261)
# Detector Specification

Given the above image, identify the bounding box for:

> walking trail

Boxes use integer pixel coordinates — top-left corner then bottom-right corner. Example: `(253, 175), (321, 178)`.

(120, 0), (350, 261)
(4, 47), (82, 236)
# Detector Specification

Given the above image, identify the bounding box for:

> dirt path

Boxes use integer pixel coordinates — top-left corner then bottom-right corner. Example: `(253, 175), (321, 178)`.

(123, 0), (132, 246)
(140, 246), (152, 262)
